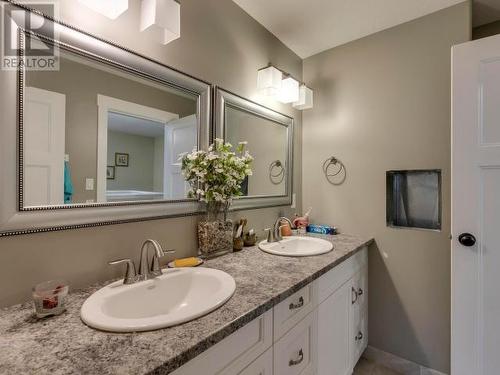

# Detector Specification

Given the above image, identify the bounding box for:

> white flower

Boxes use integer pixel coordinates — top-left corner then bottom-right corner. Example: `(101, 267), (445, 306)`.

(180, 139), (253, 204)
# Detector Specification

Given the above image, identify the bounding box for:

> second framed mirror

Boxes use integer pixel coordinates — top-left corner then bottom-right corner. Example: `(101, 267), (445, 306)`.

(214, 87), (293, 210)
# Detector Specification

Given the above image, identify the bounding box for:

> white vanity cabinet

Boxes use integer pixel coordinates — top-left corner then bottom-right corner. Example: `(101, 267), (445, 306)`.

(317, 248), (369, 375)
(172, 247), (368, 375)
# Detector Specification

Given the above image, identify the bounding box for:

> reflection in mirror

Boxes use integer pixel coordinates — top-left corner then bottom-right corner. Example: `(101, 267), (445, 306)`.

(225, 106), (288, 197)
(23, 38), (198, 207)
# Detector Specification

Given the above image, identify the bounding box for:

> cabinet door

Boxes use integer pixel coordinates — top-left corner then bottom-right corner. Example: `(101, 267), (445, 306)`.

(317, 280), (352, 375)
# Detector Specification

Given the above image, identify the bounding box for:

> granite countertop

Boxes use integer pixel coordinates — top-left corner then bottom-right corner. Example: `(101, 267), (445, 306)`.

(0, 234), (373, 375)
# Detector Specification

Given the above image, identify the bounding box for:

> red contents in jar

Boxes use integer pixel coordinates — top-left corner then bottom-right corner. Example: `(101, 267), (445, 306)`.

(42, 285), (64, 310)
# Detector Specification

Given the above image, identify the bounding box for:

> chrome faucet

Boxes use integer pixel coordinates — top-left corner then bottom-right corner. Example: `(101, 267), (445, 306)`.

(109, 239), (175, 285)
(139, 239), (174, 280)
(265, 217), (294, 243)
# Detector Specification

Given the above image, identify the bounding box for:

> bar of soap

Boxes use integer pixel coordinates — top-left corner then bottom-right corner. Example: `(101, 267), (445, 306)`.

(173, 257), (199, 267)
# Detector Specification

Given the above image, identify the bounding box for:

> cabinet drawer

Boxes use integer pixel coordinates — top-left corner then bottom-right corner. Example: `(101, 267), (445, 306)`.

(237, 347), (273, 375)
(274, 311), (318, 375)
(318, 247), (367, 303)
(274, 282), (317, 340)
(172, 310), (273, 375)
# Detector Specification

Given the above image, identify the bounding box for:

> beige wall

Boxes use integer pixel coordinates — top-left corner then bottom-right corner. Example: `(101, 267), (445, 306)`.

(302, 2), (470, 373)
(473, 20), (500, 40)
(0, 0), (302, 306)
(107, 131), (159, 192)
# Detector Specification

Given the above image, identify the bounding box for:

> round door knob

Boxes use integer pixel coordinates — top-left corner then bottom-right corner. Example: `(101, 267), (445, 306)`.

(458, 233), (476, 247)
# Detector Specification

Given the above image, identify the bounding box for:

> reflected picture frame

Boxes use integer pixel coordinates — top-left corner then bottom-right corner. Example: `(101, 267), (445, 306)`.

(106, 166), (116, 180)
(115, 153), (129, 167)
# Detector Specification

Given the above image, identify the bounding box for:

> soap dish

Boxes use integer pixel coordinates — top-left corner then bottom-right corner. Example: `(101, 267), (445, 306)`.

(167, 257), (204, 268)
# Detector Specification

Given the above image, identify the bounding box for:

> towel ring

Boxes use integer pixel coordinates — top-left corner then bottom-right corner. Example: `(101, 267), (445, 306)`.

(322, 156), (347, 185)
(269, 160), (285, 185)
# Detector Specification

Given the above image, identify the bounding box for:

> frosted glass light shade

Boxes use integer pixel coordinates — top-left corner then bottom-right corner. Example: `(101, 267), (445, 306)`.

(257, 66), (282, 96)
(140, 0), (180, 45)
(78, 0), (128, 20)
(278, 77), (299, 104)
(293, 84), (314, 110)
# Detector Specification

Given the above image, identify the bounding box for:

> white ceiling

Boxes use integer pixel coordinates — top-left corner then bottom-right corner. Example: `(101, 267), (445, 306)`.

(473, 0), (500, 27)
(108, 112), (165, 138)
(232, 0), (472, 59)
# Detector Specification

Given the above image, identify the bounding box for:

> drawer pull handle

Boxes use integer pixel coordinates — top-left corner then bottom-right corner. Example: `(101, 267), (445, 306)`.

(357, 288), (363, 296)
(289, 296), (304, 310)
(289, 349), (304, 366)
(355, 331), (363, 341)
(352, 287), (358, 304)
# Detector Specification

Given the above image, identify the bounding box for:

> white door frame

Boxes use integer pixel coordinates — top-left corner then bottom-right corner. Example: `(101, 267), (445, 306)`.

(96, 95), (178, 202)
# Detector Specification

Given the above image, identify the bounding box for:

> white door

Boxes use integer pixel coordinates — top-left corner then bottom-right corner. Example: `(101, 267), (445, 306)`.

(164, 115), (197, 199)
(317, 281), (352, 375)
(452, 34), (500, 375)
(24, 87), (65, 206)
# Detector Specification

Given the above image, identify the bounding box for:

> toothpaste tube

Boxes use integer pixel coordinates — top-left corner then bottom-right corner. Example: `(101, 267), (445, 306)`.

(306, 224), (337, 235)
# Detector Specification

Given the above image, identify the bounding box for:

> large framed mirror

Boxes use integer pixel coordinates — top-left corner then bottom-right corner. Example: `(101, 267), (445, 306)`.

(0, 5), (211, 236)
(214, 87), (293, 210)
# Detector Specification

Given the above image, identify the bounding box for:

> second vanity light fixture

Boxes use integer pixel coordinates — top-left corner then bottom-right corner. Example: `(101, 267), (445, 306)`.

(79, 0), (180, 44)
(257, 65), (314, 110)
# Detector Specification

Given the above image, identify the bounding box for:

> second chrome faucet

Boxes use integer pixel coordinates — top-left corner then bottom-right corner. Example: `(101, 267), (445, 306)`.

(109, 239), (175, 285)
(265, 216), (293, 243)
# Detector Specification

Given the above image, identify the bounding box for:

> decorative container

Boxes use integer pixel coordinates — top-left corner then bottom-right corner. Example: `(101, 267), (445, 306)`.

(32, 280), (69, 318)
(233, 237), (244, 252)
(243, 233), (258, 247)
(198, 220), (233, 257)
(198, 202), (233, 258)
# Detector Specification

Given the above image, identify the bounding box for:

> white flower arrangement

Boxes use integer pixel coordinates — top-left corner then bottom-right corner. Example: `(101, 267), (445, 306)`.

(180, 139), (253, 205)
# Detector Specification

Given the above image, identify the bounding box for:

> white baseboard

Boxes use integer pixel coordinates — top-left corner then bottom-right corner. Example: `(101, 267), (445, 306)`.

(362, 346), (447, 375)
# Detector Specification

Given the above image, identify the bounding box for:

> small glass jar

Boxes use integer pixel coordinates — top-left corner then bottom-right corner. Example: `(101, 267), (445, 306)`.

(32, 280), (69, 318)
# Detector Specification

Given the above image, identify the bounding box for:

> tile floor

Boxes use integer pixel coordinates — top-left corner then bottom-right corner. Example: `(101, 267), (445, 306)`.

(353, 357), (402, 375)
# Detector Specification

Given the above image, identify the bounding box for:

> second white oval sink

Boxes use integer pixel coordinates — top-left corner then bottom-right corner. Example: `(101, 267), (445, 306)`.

(259, 236), (333, 257)
(81, 268), (235, 332)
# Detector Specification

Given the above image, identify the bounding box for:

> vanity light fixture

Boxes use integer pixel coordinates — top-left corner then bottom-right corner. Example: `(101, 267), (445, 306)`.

(277, 76), (300, 104)
(292, 84), (314, 110)
(257, 65), (282, 96)
(140, 0), (181, 45)
(78, 0), (129, 20)
(257, 64), (313, 109)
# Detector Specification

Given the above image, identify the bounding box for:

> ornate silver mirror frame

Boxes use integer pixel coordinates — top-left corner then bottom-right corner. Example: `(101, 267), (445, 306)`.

(0, 4), (211, 236)
(214, 87), (294, 210)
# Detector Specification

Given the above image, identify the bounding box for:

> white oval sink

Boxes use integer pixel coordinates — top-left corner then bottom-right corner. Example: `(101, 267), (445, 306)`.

(259, 236), (333, 257)
(81, 268), (236, 332)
